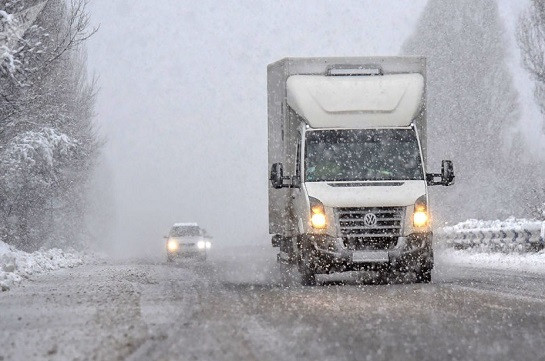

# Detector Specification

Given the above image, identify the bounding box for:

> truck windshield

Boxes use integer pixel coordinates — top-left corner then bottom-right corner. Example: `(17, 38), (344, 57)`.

(305, 129), (423, 182)
(170, 226), (201, 237)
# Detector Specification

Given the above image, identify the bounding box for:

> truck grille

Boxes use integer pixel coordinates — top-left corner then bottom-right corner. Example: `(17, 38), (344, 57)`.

(337, 207), (404, 250)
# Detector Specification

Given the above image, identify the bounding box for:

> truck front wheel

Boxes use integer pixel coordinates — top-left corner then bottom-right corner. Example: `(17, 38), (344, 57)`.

(415, 257), (433, 283)
(301, 271), (316, 286)
(299, 244), (317, 286)
(408, 242), (433, 283)
(415, 267), (432, 283)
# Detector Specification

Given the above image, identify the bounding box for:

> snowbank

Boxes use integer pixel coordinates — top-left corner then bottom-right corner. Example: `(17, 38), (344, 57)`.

(442, 217), (543, 233)
(438, 248), (545, 275)
(0, 241), (83, 291)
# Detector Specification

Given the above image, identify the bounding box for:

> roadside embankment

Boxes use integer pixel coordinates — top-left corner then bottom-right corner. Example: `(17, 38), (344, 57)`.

(0, 241), (84, 291)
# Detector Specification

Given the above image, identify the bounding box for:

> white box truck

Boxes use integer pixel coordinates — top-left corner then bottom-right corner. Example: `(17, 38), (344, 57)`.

(268, 57), (454, 285)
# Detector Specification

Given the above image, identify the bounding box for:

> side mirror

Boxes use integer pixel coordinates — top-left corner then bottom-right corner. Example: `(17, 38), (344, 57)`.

(291, 175), (301, 188)
(441, 160), (455, 186)
(270, 163), (284, 189)
(426, 160), (455, 186)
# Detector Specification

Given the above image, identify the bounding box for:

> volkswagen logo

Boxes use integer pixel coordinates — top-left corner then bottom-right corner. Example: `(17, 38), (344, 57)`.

(363, 213), (377, 227)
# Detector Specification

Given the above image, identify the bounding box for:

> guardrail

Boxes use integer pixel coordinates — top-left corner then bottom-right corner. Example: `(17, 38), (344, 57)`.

(438, 220), (545, 253)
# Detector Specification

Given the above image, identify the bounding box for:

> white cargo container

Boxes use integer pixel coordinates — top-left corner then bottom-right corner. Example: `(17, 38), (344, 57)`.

(267, 57), (454, 285)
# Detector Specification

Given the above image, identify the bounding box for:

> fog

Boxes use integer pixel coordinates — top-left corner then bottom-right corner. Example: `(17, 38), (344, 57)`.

(498, 0), (544, 152)
(86, 1), (428, 252)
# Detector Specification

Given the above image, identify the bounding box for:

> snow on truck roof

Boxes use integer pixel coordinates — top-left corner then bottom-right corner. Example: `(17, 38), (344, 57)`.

(286, 73), (424, 129)
(172, 223), (199, 227)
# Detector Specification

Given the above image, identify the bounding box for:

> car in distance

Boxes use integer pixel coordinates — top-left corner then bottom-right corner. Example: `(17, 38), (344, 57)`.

(166, 223), (211, 262)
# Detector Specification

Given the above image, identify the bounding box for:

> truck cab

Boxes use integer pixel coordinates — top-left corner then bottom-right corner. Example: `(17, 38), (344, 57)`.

(267, 57), (454, 285)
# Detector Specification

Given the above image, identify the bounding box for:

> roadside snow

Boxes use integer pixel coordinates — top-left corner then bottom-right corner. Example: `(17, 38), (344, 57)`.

(0, 241), (83, 291)
(442, 217), (543, 233)
(437, 248), (545, 275)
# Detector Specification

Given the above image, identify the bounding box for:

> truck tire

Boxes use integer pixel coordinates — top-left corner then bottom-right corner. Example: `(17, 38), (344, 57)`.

(416, 268), (432, 283)
(415, 262), (432, 283)
(278, 262), (292, 287)
(301, 272), (316, 286)
(299, 245), (317, 286)
(416, 250), (433, 283)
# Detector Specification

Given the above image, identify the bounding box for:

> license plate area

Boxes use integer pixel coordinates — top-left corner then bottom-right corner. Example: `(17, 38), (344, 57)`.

(352, 250), (389, 263)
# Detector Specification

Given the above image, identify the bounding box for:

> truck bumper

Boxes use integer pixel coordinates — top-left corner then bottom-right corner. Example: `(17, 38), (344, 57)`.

(308, 233), (433, 274)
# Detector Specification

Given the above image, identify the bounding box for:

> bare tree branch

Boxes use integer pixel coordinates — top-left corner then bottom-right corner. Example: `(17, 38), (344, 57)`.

(517, 0), (545, 121)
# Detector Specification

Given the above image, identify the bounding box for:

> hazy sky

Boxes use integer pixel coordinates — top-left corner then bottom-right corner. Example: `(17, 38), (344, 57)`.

(86, 0), (429, 250)
(497, 0), (544, 153)
(85, 0), (539, 251)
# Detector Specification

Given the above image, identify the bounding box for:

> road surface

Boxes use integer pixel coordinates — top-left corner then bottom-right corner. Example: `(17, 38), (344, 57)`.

(1, 246), (544, 361)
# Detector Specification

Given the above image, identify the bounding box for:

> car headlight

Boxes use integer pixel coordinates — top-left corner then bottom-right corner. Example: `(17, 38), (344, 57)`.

(413, 195), (429, 228)
(197, 240), (206, 249)
(205, 241), (211, 249)
(309, 197), (327, 229)
(167, 239), (179, 252)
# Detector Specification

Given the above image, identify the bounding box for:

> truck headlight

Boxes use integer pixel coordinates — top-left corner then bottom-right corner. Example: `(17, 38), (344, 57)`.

(413, 195), (429, 227)
(197, 240), (206, 249)
(413, 211), (428, 227)
(167, 239), (179, 252)
(310, 197), (327, 229)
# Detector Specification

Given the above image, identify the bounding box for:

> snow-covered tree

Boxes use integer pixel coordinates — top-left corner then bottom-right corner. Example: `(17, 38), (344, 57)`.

(517, 0), (545, 219)
(0, 128), (78, 249)
(0, 1), (47, 82)
(518, 0), (545, 130)
(402, 0), (542, 222)
(0, 0), (99, 250)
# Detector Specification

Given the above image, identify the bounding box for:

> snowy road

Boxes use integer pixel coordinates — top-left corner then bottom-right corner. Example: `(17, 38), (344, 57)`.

(1, 247), (545, 361)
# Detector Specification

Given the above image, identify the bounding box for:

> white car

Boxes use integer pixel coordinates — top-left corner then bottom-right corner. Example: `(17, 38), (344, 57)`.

(166, 223), (211, 262)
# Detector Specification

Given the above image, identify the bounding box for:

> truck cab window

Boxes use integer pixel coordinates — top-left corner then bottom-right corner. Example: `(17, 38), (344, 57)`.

(305, 129), (423, 182)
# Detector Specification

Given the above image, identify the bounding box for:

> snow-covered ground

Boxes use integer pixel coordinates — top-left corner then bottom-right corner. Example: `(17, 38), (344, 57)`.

(0, 241), (84, 291)
(3, 246), (545, 361)
(437, 248), (545, 275)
